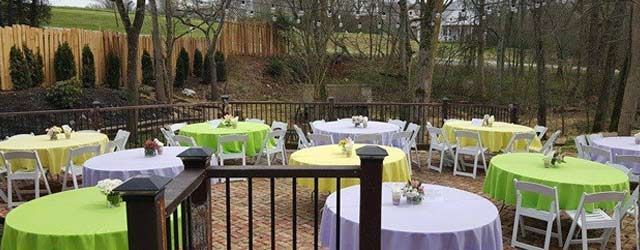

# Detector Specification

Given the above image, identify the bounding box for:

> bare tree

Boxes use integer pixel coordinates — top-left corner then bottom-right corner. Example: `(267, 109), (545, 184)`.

(413, 0), (444, 102)
(113, 0), (146, 105)
(176, 0), (232, 100)
(618, 2), (640, 135)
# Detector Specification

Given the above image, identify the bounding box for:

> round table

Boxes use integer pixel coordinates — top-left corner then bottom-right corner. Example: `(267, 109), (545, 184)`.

(442, 120), (543, 152)
(1, 187), (128, 250)
(591, 136), (640, 172)
(179, 122), (270, 157)
(320, 183), (503, 250)
(313, 120), (400, 145)
(82, 146), (190, 187)
(0, 133), (108, 174)
(289, 144), (410, 193)
(483, 153), (630, 211)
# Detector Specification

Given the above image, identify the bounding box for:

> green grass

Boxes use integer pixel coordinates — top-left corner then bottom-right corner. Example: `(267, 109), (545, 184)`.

(48, 7), (206, 37)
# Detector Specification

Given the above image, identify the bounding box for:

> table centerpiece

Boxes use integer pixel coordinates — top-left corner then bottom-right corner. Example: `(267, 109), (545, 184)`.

(144, 139), (163, 157)
(46, 126), (62, 140)
(96, 179), (123, 208)
(543, 150), (565, 168)
(482, 114), (495, 127)
(635, 132), (640, 145)
(351, 115), (368, 128)
(222, 114), (239, 128)
(402, 179), (425, 205)
(338, 137), (355, 157)
(62, 125), (73, 139)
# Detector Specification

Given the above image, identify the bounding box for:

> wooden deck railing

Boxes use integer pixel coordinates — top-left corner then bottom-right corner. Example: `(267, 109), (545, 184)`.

(115, 145), (388, 250)
(0, 97), (518, 149)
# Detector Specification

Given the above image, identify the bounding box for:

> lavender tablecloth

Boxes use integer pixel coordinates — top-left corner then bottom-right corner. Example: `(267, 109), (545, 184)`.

(313, 120), (400, 145)
(591, 137), (640, 173)
(82, 147), (190, 186)
(320, 183), (503, 250)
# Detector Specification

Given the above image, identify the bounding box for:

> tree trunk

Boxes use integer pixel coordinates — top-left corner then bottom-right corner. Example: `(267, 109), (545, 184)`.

(610, 51), (630, 131)
(593, 0), (626, 132)
(206, 48), (219, 100)
(618, 3), (640, 135)
(533, 5), (546, 126)
(584, 0), (603, 111)
(29, 0), (38, 26)
(125, 33), (141, 105)
(398, 0), (410, 82)
(413, 0), (443, 103)
(149, 0), (168, 103)
(163, 0), (175, 103)
(476, 0), (486, 98)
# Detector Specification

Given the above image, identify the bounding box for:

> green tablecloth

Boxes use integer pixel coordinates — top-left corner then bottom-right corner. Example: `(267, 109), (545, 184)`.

(178, 122), (270, 157)
(1, 188), (127, 250)
(442, 121), (542, 152)
(483, 153), (630, 211)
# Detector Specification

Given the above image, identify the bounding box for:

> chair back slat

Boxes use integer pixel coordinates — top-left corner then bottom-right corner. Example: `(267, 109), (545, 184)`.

(173, 135), (198, 147)
(69, 145), (101, 159)
(582, 145), (612, 162)
(308, 133), (333, 146)
(583, 191), (626, 204)
(514, 179), (557, 197)
(454, 130), (483, 148)
(271, 121), (288, 132)
(354, 134), (382, 145)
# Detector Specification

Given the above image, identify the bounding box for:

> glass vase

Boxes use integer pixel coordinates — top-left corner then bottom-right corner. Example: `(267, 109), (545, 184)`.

(406, 195), (423, 205)
(106, 193), (122, 208)
(144, 149), (157, 157)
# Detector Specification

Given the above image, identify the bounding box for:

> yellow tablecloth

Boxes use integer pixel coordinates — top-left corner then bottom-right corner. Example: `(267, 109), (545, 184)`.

(0, 133), (108, 174)
(289, 144), (410, 193)
(442, 120), (542, 152)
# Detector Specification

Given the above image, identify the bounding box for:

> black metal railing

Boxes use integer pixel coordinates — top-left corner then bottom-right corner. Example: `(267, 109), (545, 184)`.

(116, 146), (388, 250)
(0, 97), (517, 148)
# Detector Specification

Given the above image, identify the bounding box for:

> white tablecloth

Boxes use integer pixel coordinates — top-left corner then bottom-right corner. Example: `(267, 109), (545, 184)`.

(320, 183), (503, 250)
(313, 120), (400, 145)
(591, 136), (640, 174)
(82, 147), (191, 186)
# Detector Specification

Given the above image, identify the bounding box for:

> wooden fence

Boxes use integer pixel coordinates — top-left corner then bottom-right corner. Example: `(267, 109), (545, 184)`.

(0, 22), (286, 90)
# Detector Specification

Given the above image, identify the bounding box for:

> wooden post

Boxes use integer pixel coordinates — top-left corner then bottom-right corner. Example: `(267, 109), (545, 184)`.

(441, 97), (450, 126)
(177, 147), (213, 250)
(115, 175), (172, 250)
(356, 145), (387, 250)
(328, 97), (336, 121)
(509, 103), (519, 124)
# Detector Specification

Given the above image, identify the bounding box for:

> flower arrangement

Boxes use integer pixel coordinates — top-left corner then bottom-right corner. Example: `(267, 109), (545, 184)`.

(62, 125), (73, 139)
(96, 179), (123, 208)
(144, 139), (163, 157)
(543, 150), (566, 168)
(46, 126), (62, 140)
(338, 137), (355, 157)
(222, 114), (239, 128)
(402, 179), (425, 205)
(482, 114), (495, 127)
(635, 132), (640, 145)
(351, 115), (368, 128)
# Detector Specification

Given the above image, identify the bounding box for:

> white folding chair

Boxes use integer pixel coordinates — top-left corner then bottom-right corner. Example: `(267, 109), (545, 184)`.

(77, 130), (101, 133)
(255, 130), (287, 166)
(308, 133), (334, 146)
(606, 162), (631, 176)
(586, 133), (604, 145)
(505, 132), (536, 153)
(0, 157), (8, 203)
(388, 119), (407, 131)
(309, 120), (325, 132)
(563, 191), (626, 250)
(168, 122), (187, 133)
(63, 145), (101, 190)
(217, 134), (248, 166)
(453, 130), (488, 179)
(534, 125), (549, 140)
(293, 125), (311, 149)
(245, 118), (265, 124)
(426, 127), (456, 173)
(1, 151), (51, 208)
(271, 121), (288, 132)
(391, 131), (413, 176)
(406, 123), (422, 168)
(575, 135), (589, 160)
(582, 145), (612, 163)
(354, 134), (383, 145)
(161, 127), (178, 146)
(539, 130), (562, 155)
(613, 155), (640, 182)
(113, 129), (130, 150)
(174, 135), (198, 147)
(512, 179), (563, 250)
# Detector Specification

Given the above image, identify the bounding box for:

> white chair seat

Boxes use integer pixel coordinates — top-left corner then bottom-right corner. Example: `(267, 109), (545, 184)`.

(63, 165), (84, 176)
(7, 171), (41, 180)
(519, 207), (557, 221)
(565, 209), (615, 229)
(431, 142), (456, 151)
(456, 146), (487, 155)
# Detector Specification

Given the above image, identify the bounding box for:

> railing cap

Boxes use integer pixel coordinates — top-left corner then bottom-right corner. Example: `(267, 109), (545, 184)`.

(356, 145), (388, 160)
(177, 147), (213, 159)
(114, 175), (172, 196)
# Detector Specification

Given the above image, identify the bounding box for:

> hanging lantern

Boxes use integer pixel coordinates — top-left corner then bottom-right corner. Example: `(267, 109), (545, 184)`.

(271, 4), (276, 13)
(240, 1), (246, 7)
(357, 22), (362, 29)
(298, 10), (305, 17)
(381, 11), (386, 18)
(272, 15), (277, 22)
(338, 22), (343, 28)
(327, 10), (332, 17)
(296, 18), (301, 24)
(435, 12), (441, 19)
(395, 22), (400, 28)
(377, 22), (382, 29)
(316, 21), (321, 27)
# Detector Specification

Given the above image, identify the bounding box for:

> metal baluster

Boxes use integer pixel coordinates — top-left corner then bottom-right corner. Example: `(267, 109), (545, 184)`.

(313, 177), (319, 250)
(292, 177), (297, 250)
(226, 177), (231, 250)
(248, 177), (253, 250)
(173, 209), (180, 250)
(336, 177), (341, 250)
(270, 177), (276, 250)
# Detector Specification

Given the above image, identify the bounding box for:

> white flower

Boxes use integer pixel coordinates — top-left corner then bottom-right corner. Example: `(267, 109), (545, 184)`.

(153, 138), (164, 147)
(97, 179), (123, 195)
(62, 125), (73, 133)
(635, 132), (640, 138)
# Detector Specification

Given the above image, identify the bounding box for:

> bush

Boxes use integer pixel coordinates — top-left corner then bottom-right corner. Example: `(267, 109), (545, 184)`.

(193, 49), (203, 77)
(266, 56), (285, 78)
(105, 52), (121, 89)
(9, 46), (32, 90)
(202, 53), (212, 84)
(174, 48), (189, 87)
(32, 51), (45, 87)
(215, 51), (226, 82)
(45, 79), (83, 109)
(141, 50), (154, 86)
(81, 45), (96, 88)
(54, 42), (76, 81)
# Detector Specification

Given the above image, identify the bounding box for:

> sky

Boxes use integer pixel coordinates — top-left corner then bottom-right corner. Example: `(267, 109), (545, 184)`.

(49, 0), (93, 8)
